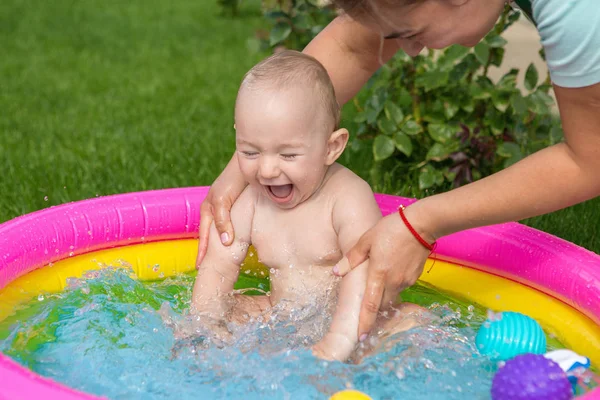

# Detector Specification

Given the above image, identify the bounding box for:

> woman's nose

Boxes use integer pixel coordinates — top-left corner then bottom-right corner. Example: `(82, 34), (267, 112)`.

(258, 156), (280, 179)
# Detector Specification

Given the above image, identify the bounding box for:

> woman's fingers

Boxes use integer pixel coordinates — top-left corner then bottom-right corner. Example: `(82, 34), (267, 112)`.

(213, 196), (234, 246)
(196, 201), (215, 269)
(352, 211), (431, 340)
(334, 229), (373, 276)
(357, 265), (386, 340)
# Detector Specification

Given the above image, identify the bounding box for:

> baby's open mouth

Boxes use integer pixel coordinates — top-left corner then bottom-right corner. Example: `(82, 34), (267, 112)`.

(267, 184), (293, 202)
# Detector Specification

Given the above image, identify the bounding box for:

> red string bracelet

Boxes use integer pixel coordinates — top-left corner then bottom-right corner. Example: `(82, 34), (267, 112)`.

(398, 205), (436, 252)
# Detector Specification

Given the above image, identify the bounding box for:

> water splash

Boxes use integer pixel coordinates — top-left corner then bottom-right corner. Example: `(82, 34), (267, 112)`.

(0, 268), (498, 399)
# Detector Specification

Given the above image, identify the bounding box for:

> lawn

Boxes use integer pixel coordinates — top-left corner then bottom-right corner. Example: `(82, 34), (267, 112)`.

(1, 0), (598, 253)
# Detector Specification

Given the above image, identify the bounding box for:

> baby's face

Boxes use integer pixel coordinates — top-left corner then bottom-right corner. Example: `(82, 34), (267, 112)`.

(235, 86), (332, 209)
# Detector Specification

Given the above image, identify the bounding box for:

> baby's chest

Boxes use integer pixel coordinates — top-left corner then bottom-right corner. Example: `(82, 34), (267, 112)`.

(250, 208), (342, 269)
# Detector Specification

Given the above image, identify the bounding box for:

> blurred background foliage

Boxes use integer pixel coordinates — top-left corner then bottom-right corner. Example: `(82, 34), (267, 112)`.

(0, 0), (597, 251)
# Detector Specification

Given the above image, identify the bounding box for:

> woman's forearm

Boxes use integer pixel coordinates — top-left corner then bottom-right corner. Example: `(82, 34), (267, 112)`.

(412, 82), (600, 240)
(411, 142), (600, 241)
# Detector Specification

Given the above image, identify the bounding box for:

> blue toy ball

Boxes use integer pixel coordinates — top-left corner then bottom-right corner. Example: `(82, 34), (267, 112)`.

(476, 311), (546, 361)
(492, 353), (573, 400)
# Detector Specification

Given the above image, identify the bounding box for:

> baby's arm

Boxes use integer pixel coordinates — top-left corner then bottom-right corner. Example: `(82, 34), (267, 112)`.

(192, 187), (256, 319)
(313, 175), (382, 361)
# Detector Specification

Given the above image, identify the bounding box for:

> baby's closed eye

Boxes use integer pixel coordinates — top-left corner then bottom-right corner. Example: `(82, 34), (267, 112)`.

(280, 153), (299, 160)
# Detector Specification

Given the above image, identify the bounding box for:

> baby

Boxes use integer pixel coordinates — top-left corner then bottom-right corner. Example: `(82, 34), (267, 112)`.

(192, 50), (426, 361)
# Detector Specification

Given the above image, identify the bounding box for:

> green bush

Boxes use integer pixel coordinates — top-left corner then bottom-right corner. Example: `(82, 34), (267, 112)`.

(261, 0), (336, 50)
(351, 6), (563, 193)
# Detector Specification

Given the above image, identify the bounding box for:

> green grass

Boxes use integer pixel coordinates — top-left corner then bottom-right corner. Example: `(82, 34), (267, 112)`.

(0, 0), (266, 217)
(1, 0), (599, 254)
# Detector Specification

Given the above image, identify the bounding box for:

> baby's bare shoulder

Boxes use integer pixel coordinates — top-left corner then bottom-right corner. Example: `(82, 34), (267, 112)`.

(325, 164), (380, 230)
(324, 163), (373, 197)
(232, 186), (258, 211)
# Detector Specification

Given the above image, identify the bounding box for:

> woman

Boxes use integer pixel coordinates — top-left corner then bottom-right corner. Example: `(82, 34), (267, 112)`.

(198, 0), (600, 342)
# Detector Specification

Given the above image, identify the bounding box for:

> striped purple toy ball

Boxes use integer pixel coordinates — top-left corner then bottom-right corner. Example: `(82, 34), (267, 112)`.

(491, 354), (572, 400)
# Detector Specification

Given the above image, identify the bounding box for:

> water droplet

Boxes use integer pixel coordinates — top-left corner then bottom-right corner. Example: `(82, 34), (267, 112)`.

(43, 196), (48, 201)
(38, 294), (44, 301)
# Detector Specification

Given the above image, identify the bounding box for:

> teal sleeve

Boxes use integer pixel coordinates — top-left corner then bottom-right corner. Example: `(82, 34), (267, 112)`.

(533, 0), (600, 88)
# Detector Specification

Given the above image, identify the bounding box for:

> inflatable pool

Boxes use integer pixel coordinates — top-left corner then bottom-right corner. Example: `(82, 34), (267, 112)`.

(0, 186), (599, 399)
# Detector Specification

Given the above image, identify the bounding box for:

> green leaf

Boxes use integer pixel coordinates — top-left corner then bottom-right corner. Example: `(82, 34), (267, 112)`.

(419, 165), (444, 190)
(385, 102), (405, 125)
(269, 22), (292, 46)
(419, 166), (436, 190)
(365, 107), (381, 125)
(414, 70), (450, 92)
(355, 123), (368, 136)
(394, 131), (413, 157)
(524, 63), (539, 91)
(369, 90), (387, 114)
(398, 88), (413, 109)
(498, 69), (518, 90)
(489, 47), (505, 67)
(353, 111), (367, 123)
(496, 142), (523, 168)
(264, 10), (288, 20)
(549, 125), (564, 144)
(449, 61), (470, 82)
(496, 142), (518, 157)
(401, 120), (423, 136)
(377, 117), (397, 136)
(373, 135), (395, 161)
(441, 45), (471, 67)
(292, 14), (311, 30)
(460, 96), (475, 113)
(474, 42), (490, 65)
(527, 91), (553, 114)
(426, 143), (452, 161)
(492, 91), (510, 113)
(470, 84), (491, 100)
(510, 93), (528, 115)
(443, 101), (459, 120)
(428, 123), (455, 143)
(350, 139), (363, 152)
(507, 9), (521, 26)
(486, 35), (508, 48)
(490, 115), (505, 136)
(534, 90), (555, 106)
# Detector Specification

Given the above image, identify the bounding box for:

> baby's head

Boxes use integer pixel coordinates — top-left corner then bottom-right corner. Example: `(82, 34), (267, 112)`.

(234, 50), (349, 209)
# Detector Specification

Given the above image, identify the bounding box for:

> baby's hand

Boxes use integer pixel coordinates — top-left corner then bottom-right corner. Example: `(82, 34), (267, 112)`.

(312, 332), (357, 362)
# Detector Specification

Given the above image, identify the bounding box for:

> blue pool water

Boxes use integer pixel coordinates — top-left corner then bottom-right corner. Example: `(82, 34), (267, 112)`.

(1, 267), (507, 399)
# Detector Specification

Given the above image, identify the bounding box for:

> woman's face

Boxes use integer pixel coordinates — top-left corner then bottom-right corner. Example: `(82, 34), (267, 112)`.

(361, 0), (507, 56)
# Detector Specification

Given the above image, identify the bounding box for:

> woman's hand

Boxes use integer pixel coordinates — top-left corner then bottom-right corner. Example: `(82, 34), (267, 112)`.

(196, 154), (247, 268)
(333, 205), (434, 341)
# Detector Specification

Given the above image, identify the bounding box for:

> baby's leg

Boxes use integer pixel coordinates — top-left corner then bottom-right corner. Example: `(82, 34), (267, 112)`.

(351, 302), (433, 363)
(228, 295), (272, 325)
(375, 302), (430, 336)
